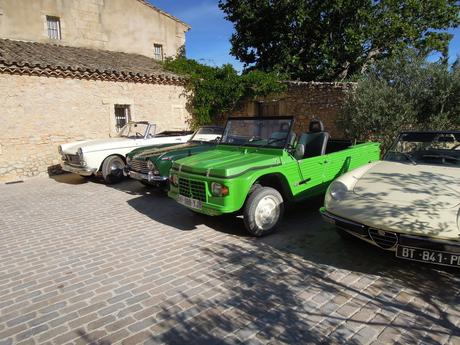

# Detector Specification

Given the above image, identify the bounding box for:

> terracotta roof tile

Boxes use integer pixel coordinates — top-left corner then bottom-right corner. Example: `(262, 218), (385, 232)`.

(0, 39), (184, 85)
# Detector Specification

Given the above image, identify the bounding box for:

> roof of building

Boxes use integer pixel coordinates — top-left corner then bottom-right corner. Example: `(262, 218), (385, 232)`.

(0, 39), (185, 85)
(136, 0), (191, 29)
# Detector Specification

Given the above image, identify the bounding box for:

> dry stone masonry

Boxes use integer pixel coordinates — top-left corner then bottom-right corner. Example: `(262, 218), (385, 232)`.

(231, 81), (355, 138)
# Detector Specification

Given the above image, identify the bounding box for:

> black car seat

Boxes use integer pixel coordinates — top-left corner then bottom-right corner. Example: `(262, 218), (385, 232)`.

(294, 120), (330, 159)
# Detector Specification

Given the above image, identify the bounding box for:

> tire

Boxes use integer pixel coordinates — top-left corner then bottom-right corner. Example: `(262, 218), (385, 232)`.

(243, 186), (284, 237)
(101, 155), (125, 184)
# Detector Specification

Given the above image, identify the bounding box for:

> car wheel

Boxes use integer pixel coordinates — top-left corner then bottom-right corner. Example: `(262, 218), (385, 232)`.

(101, 155), (125, 184)
(243, 186), (284, 237)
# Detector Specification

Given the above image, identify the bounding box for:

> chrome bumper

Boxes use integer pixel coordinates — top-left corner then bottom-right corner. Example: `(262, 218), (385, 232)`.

(127, 170), (168, 183)
(61, 162), (96, 176)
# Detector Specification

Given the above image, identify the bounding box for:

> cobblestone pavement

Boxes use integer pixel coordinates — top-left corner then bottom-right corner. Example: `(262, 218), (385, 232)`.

(0, 175), (459, 345)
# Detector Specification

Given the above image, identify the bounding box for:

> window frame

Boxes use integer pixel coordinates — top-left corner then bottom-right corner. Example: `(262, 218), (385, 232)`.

(46, 16), (61, 40)
(114, 104), (131, 132)
(153, 44), (163, 61)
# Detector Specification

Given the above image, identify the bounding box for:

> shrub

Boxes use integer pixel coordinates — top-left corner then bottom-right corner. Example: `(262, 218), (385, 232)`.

(340, 52), (460, 151)
(164, 58), (286, 128)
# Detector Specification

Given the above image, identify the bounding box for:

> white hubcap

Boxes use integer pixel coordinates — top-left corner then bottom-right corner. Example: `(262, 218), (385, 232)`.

(111, 160), (123, 172)
(254, 196), (279, 230)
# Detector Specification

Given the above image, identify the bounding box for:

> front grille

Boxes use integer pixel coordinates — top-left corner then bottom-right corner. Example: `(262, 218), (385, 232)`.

(369, 229), (398, 249)
(178, 178), (207, 202)
(130, 160), (149, 173)
(63, 154), (80, 165)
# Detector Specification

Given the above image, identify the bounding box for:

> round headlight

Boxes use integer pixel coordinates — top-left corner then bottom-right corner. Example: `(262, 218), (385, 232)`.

(329, 181), (348, 201)
(211, 182), (229, 197)
(126, 156), (131, 165)
(77, 148), (83, 157)
(58, 145), (63, 155)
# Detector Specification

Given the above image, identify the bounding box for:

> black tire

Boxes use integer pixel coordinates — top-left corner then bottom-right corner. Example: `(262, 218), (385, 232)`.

(243, 186), (284, 237)
(101, 155), (125, 184)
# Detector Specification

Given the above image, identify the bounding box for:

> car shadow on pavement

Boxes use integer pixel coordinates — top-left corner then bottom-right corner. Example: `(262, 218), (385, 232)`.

(126, 189), (250, 236)
(49, 172), (93, 185)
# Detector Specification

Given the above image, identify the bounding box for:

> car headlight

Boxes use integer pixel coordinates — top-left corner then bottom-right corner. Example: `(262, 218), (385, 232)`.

(147, 160), (154, 170)
(126, 156), (131, 165)
(170, 174), (179, 186)
(58, 145), (63, 155)
(211, 182), (229, 197)
(329, 181), (348, 201)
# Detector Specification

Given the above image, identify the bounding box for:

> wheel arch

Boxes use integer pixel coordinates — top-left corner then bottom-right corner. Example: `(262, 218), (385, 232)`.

(249, 172), (293, 201)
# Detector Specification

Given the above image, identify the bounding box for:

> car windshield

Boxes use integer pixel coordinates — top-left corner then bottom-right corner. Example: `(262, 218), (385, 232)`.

(190, 127), (223, 142)
(385, 132), (460, 167)
(221, 118), (293, 148)
(118, 123), (149, 138)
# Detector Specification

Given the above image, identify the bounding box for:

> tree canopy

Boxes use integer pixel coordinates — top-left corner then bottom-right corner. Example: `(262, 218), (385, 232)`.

(340, 52), (460, 151)
(219, 0), (460, 81)
(164, 58), (286, 127)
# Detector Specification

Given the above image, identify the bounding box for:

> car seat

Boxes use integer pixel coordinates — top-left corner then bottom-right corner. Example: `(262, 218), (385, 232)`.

(294, 120), (330, 159)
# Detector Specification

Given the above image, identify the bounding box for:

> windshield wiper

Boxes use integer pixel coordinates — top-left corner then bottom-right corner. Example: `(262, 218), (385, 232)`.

(387, 150), (417, 165)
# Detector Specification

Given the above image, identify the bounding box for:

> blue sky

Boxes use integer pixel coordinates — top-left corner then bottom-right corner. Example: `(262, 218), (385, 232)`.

(150, 0), (460, 70)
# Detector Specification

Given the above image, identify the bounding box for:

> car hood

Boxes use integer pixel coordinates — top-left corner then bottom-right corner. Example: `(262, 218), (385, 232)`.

(173, 146), (282, 178)
(354, 161), (460, 210)
(61, 138), (132, 154)
(131, 142), (199, 160)
(128, 143), (186, 159)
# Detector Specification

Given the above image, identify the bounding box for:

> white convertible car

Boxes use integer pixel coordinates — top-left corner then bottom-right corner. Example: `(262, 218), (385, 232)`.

(321, 131), (460, 268)
(59, 121), (193, 183)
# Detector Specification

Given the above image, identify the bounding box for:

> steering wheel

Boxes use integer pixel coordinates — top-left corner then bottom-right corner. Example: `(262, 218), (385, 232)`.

(451, 143), (460, 150)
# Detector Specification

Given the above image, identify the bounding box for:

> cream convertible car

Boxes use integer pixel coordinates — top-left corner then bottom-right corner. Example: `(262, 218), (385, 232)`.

(321, 131), (460, 268)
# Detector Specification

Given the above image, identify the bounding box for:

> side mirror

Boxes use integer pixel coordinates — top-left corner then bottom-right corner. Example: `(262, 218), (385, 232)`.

(295, 144), (305, 160)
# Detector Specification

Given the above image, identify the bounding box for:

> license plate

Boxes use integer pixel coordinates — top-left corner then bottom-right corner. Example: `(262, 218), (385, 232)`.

(396, 245), (460, 267)
(129, 171), (146, 181)
(178, 195), (202, 210)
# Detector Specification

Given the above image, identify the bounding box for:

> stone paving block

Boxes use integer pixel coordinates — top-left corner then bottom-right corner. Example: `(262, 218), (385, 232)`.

(0, 178), (459, 345)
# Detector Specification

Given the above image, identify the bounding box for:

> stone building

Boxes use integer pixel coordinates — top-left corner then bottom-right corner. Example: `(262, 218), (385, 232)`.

(0, 0), (189, 59)
(231, 81), (355, 138)
(0, 0), (191, 182)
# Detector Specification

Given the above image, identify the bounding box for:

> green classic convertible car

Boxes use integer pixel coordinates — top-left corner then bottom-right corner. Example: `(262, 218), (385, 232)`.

(168, 116), (381, 236)
(125, 126), (223, 187)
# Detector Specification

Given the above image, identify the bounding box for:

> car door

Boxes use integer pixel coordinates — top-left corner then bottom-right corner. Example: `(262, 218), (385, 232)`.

(296, 155), (327, 194)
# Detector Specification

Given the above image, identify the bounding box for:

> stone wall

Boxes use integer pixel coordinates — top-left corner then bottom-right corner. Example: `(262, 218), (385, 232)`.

(0, 74), (190, 182)
(231, 81), (355, 138)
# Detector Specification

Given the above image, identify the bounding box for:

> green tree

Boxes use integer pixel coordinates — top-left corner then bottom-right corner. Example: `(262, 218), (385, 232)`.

(219, 0), (460, 81)
(340, 52), (460, 151)
(164, 58), (286, 127)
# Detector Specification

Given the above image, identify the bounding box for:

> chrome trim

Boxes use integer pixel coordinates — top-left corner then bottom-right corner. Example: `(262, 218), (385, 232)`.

(128, 171), (168, 182)
(149, 175), (168, 182)
(61, 163), (96, 176)
(128, 171), (148, 181)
